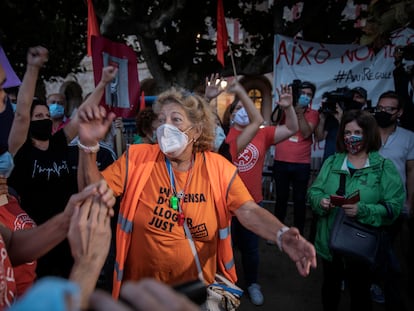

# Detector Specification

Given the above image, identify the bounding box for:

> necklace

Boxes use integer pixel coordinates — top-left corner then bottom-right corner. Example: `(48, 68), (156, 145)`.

(165, 155), (195, 225)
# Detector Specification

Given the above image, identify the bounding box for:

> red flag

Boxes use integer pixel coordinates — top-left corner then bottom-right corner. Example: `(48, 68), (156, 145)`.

(216, 0), (229, 67)
(140, 91), (146, 110)
(91, 36), (140, 118)
(87, 0), (100, 56)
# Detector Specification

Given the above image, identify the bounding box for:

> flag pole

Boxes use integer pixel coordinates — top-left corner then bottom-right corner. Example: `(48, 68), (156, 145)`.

(228, 40), (237, 78)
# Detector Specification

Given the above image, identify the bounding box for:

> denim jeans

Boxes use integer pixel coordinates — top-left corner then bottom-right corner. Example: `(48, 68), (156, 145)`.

(231, 202), (263, 286)
(272, 160), (310, 235)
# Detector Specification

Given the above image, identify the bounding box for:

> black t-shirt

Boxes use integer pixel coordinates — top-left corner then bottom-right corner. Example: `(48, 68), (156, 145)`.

(0, 100), (14, 154)
(8, 130), (77, 225)
(8, 129), (77, 278)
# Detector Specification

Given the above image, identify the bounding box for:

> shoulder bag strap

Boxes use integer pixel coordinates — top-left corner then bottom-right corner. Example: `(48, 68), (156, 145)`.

(336, 173), (346, 196)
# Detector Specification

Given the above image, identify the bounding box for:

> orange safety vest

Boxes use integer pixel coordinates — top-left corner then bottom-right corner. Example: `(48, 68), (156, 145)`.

(112, 144), (239, 298)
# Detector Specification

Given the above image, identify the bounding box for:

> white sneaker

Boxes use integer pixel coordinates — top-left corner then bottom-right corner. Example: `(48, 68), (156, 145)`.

(247, 283), (264, 306)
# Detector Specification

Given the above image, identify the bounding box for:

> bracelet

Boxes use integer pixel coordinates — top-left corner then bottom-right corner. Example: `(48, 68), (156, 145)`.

(77, 141), (100, 153)
(276, 226), (290, 252)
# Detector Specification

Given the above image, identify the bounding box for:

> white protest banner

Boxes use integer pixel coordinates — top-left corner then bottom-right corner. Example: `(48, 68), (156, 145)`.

(273, 27), (414, 110)
(273, 27), (414, 165)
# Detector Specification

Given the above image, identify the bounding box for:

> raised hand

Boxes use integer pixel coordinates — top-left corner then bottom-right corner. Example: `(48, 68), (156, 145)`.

(276, 84), (293, 109)
(27, 46), (48, 68)
(205, 73), (227, 100)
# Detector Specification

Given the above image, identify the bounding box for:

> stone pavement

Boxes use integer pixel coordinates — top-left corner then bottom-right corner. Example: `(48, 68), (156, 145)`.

(233, 204), (414, 311)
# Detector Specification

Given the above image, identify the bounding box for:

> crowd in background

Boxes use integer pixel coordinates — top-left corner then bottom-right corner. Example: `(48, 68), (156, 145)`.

(0, 44), (413, 311)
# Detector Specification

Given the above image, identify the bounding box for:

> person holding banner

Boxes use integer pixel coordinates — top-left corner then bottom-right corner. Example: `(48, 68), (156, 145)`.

(76, 85), (317, 304)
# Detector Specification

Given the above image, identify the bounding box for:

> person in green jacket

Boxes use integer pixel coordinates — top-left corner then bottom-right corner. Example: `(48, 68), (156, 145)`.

(307, 110), (405, 311)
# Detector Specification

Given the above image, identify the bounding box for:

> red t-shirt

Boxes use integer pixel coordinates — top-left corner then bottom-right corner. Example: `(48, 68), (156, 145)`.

(0, 231), (16, 309)
(0, 196), (37, 298)
(274, 108), (319, 163)
(226, 126), (276, 202)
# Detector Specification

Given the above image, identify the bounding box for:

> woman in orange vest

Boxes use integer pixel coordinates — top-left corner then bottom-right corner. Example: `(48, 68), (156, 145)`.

(76, 86), (317, 302)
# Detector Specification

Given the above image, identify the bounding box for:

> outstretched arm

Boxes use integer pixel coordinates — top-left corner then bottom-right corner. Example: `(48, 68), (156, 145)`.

(1, 180), (114, 265)
(234, 201), (317, 276)
(76, 67), (118, 190)
(64, 66), (118, 142)
(227, 81), (264, 154)
(90, 279), (200, 311)
(8, 46), (49, 156)
(68, 183), (113, 309)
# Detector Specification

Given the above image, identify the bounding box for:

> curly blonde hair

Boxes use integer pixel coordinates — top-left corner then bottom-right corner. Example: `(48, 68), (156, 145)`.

(153, 88), (215, 152)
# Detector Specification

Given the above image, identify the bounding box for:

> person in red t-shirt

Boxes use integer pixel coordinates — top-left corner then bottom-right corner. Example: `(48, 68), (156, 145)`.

(273, 81), (320, 236)
(225, 82), (299, 306)
(0, 193), (36, 298)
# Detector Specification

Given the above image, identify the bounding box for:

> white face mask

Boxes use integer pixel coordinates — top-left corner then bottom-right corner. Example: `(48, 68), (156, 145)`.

(233, 107), (250, 126)
(156, 124), (191, 156)
(214, 126), (226, 151)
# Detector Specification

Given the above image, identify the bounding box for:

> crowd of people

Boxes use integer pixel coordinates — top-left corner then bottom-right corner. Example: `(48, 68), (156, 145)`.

(0, 43), (413, 311)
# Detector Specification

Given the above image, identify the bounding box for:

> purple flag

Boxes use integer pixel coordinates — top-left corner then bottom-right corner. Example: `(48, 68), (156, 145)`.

(0, 46), (21, 88)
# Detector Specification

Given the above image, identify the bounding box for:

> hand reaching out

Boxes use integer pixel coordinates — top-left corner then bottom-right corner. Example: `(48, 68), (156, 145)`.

(89, 279), (200, 311)
(63, 180), (115, 225)
(67, 180), (114, 309)
(280, 227), (317, 277)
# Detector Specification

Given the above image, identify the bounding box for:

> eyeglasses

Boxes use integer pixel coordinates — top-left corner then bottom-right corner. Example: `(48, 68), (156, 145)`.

(374, 106), (398, 113)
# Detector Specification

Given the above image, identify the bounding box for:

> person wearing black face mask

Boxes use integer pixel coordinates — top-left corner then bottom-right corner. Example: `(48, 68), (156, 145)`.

(373, 90), (414, 311)
(7, 46), (119, 281)
(28, 108), (53, 141)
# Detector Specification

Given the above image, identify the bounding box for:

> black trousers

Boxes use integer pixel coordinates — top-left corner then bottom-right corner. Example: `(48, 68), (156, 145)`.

(321, 255), (372, 311)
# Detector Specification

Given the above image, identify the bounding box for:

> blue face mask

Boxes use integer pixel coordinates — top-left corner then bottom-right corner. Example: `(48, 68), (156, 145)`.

(10, 102), (17, 113)
(214, 126), (226, 151)
(298, 94), (311, 107)
(233, 107), (250, 126)
(49, 103), (65, 119)
(0, 151), (14, 178)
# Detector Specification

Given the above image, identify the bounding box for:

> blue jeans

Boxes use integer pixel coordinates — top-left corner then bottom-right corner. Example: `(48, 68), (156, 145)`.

(231, 202), (263, 286)
(272, 161), (310, 235)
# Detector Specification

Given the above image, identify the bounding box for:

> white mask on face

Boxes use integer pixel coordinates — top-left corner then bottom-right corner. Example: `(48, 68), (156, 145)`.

(156, 124), (191, 156)
(233, 107), (250, 126)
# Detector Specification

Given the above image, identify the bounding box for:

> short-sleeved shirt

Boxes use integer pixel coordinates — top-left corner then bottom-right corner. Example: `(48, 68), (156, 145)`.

(379, 126), (414, 197)
(7, 130), (77, 278)
(103, 152), (252, 285)
(274, 108), (319, 163)
(0, 233), (16, 308)
(0, 196), (36, 297)
(0, 101), (14, 154)
(226, 126), (276, 202)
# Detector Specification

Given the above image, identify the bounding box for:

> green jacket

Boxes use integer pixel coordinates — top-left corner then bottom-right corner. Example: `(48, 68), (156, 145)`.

(307, 151), (405, 261)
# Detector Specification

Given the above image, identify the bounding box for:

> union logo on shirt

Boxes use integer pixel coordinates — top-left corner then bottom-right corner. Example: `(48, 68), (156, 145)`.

(234, 143), (260, 172)
(13, 213), (36, 231)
